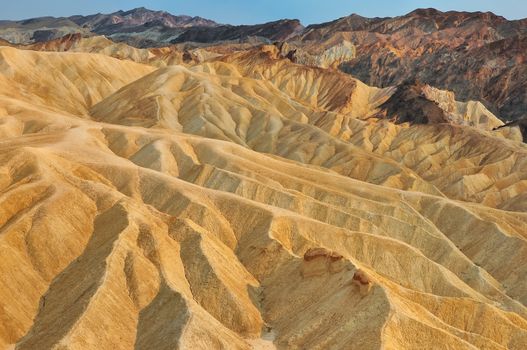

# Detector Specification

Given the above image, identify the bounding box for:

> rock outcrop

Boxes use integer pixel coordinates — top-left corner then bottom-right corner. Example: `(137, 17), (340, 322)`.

(310, 9), (527, 121)
(375, 80), (504, 129)
(276, 40), (356, 69)
(352, 270), (373, 296)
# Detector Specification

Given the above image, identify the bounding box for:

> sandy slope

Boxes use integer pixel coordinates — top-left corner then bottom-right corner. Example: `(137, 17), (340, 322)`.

(0, 46), (526, 349)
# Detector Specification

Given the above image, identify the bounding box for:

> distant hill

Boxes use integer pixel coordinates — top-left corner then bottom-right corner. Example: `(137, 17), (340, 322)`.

(0, 7), (525, 120)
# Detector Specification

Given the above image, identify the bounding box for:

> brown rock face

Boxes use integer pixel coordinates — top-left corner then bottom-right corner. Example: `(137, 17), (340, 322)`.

(300, 9), (527, 121)
(303, 248), (344, 262)
(171, 19), (304, 44)
(353, 270), (370, 285)
(353, 270), (373, 296)
(376, 81), (449, 124)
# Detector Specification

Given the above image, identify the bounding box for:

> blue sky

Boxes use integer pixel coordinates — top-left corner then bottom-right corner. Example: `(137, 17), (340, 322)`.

(3, 1), (526, 24)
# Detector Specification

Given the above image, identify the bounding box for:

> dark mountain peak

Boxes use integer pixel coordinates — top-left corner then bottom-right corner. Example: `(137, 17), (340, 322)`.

(67, 7), (219, 33)
(126, 6), (148, 12)
(273, 18), (302, 25)
(20, 16), (57, 25)
(408, 8), (444, 17)
(348, 13), (366, 19)
(301, 13), (385, 40)
(304, 7), (514, 36)
(406, 8), (507, 24)
(446, 10), (505, 21)
(171, 18), (303, 44)
(119, 7), (164, 17)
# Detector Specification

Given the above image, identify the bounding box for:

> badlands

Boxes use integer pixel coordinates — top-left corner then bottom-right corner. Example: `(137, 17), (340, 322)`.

(0, 7), (526, 350)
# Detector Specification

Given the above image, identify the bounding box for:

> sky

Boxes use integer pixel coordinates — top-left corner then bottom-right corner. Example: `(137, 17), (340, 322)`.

(2, 1), (526, 25)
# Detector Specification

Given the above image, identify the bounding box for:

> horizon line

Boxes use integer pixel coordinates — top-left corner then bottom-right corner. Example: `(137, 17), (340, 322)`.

(1, 6), (524, 26)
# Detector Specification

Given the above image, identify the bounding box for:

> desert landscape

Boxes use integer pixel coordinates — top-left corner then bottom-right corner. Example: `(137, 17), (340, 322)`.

(0, 5), (526, 349)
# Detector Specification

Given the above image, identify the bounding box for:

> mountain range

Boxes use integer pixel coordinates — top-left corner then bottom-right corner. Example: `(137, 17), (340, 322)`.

(1, 7), (525, 122)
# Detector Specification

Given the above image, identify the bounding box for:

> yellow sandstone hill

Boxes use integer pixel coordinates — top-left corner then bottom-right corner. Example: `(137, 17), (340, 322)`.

(2, 34), (218, 68)
(0, 45), (526, 349)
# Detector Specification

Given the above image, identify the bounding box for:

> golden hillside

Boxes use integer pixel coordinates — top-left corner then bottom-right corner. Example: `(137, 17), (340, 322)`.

(0, 45), (526, 349)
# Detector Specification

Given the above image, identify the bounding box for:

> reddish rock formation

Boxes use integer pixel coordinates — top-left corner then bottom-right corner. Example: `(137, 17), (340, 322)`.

(298, 9), (527, 121)
(303, 248), (344, 262)
(302, 248), (348, 277)
(352, 270), (373, 296)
